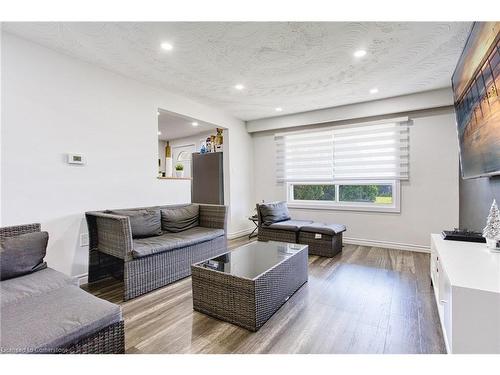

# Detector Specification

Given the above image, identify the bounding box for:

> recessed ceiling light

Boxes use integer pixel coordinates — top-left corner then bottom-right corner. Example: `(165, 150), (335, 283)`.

(275, 107), (283, 112)
(158, 131), (162, 135)
(369, 88), (379, 94)
(192, 122), (199, 127)
(354, 49), (367, 58)
(160, 42), (173, 51)
(234, 84), (245, 90)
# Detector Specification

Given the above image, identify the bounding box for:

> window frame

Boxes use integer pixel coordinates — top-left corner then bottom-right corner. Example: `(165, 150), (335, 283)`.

(286, 180), (401, 213)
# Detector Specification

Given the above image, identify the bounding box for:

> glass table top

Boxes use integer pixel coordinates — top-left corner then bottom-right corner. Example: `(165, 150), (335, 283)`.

(196, 241), (307, 279)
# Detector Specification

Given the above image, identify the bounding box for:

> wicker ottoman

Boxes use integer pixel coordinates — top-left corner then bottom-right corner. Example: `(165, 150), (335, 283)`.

(298, 223), (346, 257)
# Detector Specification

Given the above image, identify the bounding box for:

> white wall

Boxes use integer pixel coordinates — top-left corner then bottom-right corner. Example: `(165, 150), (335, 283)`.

(1, 33), (254, 276)
(158, 130), (215, 172)
(168, 130), (215, 152)
(246, 88), (454, 133)
(252, 107), (460, 251)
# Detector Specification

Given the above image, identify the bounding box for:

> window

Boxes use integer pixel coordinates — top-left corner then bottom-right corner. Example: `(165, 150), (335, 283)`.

(287, 181), (399, 212)
(276, 119), (408, 212)
(177, 151), (191, 162)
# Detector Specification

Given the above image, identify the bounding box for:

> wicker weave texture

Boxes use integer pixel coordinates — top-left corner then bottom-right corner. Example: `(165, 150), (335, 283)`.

(298, 232), (343, 258)
(64, 321), (125, 354)
(85, 212), (134, 261)
(191, 245), (308, 331)
(0, 223), (41, 238)
(254, 248), (308, 328)
(124, 235), (227, 300)
(257, 227), (297, 243)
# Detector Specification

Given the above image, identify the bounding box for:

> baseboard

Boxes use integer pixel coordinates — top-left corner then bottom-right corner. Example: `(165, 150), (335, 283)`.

(75, 273), (88, 286)
(343, 236), (430, 253)
(227, 227), (254, 240)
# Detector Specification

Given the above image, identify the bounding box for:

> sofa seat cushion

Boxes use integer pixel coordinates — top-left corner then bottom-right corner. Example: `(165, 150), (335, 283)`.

(267, 220), (314, 232)
(132, 227), (224, 258)
(300, 223), (347, 236)
(0, 286), (121, 353)
(161, 204), (199, 233)
(259, 201), (292, 226)
(0, 231), (49, 280)
(0, 267), (77, 307)
(108, 208), (162, 238)
(170, 227), (225, 246)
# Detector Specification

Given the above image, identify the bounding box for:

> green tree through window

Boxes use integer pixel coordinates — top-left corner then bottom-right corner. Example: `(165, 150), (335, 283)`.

(293, 185), (335, 201)
(292, 184), (393, 204)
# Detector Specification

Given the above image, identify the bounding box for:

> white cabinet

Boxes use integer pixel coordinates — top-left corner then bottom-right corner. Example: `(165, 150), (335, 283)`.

(430, 234), (500, 353)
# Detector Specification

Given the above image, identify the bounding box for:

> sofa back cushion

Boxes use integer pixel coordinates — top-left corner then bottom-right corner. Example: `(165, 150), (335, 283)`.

(161, 204), (199, 233)
(0, 231), (48, 281)
(109, 208), (162, 238)
(259, 201), (291, 226)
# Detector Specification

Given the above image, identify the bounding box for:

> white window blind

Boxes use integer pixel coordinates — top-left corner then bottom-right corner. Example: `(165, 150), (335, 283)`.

(275, 120), (409, 183)
(275, 129), (334, 182)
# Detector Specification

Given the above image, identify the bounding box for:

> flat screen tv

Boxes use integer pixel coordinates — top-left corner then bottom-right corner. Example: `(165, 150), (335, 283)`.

(452, 22), (500, 179)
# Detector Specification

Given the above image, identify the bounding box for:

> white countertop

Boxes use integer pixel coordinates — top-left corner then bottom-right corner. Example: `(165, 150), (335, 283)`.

(431, 234), (500, 294)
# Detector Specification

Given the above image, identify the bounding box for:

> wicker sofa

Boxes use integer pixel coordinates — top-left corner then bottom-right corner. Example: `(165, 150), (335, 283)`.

(0, 224), (124, 354)
(86, 203), (228, 300)
(256, 202), (346, 257)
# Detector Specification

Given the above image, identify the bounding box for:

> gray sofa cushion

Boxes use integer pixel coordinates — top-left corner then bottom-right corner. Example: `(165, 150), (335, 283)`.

(259, 202), (291, 226)
(170, 227), (225, 246)
(300, 223), (347, 236)
(268, 219), (314, 232)
(1, 267), (77, 306)
(161, 204), (199, 233)
(132, 227), (224, 258)
(0, 231), (48, 281)
(109, 208), (161, 238)
(0, 285), (121, 353)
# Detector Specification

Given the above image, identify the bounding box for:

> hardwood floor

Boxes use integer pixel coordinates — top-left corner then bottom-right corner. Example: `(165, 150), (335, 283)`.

(82, 237), (446, 354)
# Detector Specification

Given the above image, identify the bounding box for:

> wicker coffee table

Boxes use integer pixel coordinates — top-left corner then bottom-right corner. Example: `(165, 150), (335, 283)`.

(191, 241), (308, 331)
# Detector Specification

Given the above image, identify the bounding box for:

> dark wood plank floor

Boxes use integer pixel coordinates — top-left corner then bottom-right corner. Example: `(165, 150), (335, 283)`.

(82, 237), (446, 354)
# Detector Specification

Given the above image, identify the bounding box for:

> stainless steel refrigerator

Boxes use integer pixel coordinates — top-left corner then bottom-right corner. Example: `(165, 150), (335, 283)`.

(191, 152), (224, 205)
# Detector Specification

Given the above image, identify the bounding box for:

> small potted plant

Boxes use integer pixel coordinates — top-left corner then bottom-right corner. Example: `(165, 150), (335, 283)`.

(175, 164), (184, 178)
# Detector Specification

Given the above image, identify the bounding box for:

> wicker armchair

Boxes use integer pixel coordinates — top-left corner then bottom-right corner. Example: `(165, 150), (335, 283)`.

(86, 204), (228, 300)
(256, 202), (346, 257)
(0, 224), (124, 354)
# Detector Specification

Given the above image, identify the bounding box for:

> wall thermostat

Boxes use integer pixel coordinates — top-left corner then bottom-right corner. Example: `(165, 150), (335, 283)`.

(67, 153), (86, 165)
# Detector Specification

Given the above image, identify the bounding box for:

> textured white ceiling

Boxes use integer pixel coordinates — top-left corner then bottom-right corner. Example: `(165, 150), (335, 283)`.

(4, 22), (471, 121)
(158, 109), (216, 141)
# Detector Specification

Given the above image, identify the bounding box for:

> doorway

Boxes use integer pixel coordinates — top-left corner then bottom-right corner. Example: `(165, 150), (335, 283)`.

(157, 108), (227, 205)
(172, 144), (196, 178)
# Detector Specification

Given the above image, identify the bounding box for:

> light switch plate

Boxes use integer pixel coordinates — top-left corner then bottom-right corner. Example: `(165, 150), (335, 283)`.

(67, 153), (86, 165)
(80, 233), (89, 247)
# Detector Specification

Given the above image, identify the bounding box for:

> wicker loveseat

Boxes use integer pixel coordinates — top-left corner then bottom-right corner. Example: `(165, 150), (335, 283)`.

(86, 203), (228, 300)
(256, 202), (346, 257)
(0, 224), (124, 354)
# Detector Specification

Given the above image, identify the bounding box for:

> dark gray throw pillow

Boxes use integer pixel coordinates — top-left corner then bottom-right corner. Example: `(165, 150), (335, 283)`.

(161, 205), (199, 233)
(0, 231), (48, 281)
(260, 201), (291, 226)
(110, 209), (162, 238)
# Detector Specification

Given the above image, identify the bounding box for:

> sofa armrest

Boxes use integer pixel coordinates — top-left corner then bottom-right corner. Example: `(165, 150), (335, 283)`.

(199, 205), (228, 233)
(0, 223), (41, 238)
(85, 212), (133, 261)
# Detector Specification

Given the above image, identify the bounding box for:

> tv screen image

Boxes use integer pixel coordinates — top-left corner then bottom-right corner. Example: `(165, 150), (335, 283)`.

(452, 22), (500, 179)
